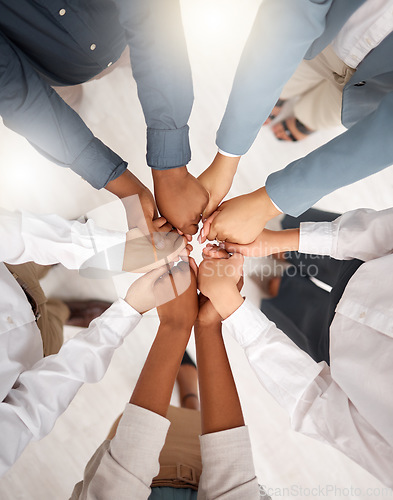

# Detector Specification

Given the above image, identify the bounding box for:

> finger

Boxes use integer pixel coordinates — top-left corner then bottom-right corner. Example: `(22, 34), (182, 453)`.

(146, 262), (174, 284)
(199, 210), (220, 243)
(223, 241), (246, 255)
(189, 256), (198, 277)
(152, 216), (167, 229)
(202, 245), (229, 259)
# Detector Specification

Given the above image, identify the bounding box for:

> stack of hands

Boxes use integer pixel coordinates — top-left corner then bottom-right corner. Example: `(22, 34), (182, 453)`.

(109, 152), (284, 253)
(124, 242), (245, 322)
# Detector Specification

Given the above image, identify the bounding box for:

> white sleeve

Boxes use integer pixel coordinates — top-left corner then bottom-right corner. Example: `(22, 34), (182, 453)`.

(223, 299), (393, 488)
(0, 299), (141, 477)
(0, 209), (125, 268)
(299, 208), (393, 261)
(71, 404), (170, 500)
(198, 426), (263, 500)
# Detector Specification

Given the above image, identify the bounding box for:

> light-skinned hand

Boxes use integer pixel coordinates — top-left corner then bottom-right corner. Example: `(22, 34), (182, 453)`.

(198, 249), (244, 319)
(222, 228), (300, 258)
(198, 152), (240, 219)
(125, 243), (193, 313)
(199, 187), (281, 245)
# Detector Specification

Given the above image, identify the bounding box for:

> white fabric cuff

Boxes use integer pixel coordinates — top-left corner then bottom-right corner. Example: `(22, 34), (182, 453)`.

(218, 148), (241, 158)
(299, 221), (333, 256)
(222, 298), (270, 347)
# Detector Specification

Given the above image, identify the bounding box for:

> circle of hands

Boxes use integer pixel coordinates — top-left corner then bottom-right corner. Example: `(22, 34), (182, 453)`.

(124, 156), (286, 319)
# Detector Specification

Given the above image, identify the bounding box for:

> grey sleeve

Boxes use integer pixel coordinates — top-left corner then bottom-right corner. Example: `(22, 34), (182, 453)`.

(216, 0), (332, 155)
(0, 32), (127, 189)
(265, 91), (393, 216)
(114, 0), (194, 170)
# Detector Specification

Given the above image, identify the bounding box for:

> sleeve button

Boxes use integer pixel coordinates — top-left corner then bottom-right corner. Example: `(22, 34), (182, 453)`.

(59, 8), (66, 16)
(90, 43), (97, 51)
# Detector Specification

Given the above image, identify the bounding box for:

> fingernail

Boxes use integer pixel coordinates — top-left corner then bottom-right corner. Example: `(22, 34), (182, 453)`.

(219, 242), (225, 248)
(201, 227), (205, 238)
(197, 234), (202, 244)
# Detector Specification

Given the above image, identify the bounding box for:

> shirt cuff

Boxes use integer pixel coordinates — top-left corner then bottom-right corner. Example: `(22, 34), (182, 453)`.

(72, 138), (128, 189)
(110, 403), (170, 481)
(222, 298), (270, 348)
(299, 221), (333, 256)
(199, 426), (258, 495)
(217, 148), (241, 158)
(147, 125), (191, 169)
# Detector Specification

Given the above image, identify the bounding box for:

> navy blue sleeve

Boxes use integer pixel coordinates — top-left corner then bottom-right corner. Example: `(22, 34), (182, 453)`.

(0, 32), (127, 189)
(114, 0), (194, 170)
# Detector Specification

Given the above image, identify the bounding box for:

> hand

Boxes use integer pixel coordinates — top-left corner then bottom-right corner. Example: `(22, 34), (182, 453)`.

(198, 152), (239, 219)
(123, 222), (188, 273)
(199, 187), (281, 245)
(197, 274), (244, 327)
(125, 263), (173, 314)
(105, 169), (159, 234)
(125, 243), (193, 312)
(155, 260), (199, 331)
(198, 249), (244, 319)
(222, 228), (300, 257)
(152, 166), (209, 235)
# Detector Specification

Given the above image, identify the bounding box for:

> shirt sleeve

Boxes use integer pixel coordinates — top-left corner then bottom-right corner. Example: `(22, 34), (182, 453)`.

(70, 404), (170, 500)
(299, 208), (393, 261)
(0, 32), (127, 189)
(265, 92), (393, 216)
(0, 209), (126, 269)
(0, 299), (142, 478)
(216, 0), (332, 155)
(113, 0), (193, 170)
(223, 299), (393, 489)
(198, 426), (263, 500)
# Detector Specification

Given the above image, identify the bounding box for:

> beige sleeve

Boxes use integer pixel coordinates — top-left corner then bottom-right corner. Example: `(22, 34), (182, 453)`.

(197, 426), (265, 500)
(70, 404), (170, 500)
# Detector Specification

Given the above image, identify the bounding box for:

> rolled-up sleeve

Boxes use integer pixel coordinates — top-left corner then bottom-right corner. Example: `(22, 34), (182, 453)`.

(114, 0), (193, 169)
(0, 32), (127, 189)
(198, 426), (262, 499)
(71, 404), (170, 500)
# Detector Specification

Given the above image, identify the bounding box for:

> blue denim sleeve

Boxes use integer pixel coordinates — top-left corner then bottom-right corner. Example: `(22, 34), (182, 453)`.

(0, 32), (127, 189)
(114, 0), (193, 169)
(266, 91), (393, 216)
(216, 0), (333, 156)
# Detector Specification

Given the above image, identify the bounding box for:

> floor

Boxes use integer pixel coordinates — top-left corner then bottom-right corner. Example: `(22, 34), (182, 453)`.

(0, 1), (392, 499)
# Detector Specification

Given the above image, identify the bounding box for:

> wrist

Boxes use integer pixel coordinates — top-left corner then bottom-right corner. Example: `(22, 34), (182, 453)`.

(209, 286), (244, 320)
(152, 166), (187, 182)
(158, 319), (193, 336)
(255, 186), (281, 221)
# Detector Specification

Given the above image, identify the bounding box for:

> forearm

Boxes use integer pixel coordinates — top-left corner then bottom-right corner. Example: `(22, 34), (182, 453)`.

(299, 208), (393, 261)
(216, 0), (332, 155)
(0, 209), (125, 268)
(195, 322), (244, 435)
(266, 92), (393, 217)
(114, 0), (193, 169)
(130, 323), (191, 417)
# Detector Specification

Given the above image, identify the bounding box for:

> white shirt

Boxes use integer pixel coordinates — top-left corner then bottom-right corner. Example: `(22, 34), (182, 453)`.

(332, 0), (393, 68)
(223, 208), (393, 488)
(71, 403), (262, 500)
(0, 210), (142, 477)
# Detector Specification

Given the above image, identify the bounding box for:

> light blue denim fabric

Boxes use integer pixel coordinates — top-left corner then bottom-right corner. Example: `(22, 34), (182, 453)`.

(149, 487), (198, 500)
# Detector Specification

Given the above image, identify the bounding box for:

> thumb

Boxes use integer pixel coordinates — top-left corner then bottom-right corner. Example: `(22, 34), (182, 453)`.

(143, 262), (173, 284)
(223, 241), (247, 255)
